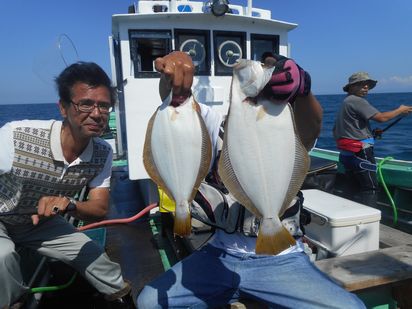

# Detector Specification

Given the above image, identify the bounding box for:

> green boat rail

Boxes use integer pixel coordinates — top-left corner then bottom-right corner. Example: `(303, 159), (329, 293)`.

(310, 148), (412, 188)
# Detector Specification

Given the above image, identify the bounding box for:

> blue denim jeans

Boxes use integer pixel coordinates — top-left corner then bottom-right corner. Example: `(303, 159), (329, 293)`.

(339, 147), (379, 207)
(137, 244), (365, 309)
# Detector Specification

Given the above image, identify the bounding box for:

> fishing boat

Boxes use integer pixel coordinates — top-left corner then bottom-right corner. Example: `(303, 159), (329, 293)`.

(19, 1), (412, 308)
(308, 147), (412, 233)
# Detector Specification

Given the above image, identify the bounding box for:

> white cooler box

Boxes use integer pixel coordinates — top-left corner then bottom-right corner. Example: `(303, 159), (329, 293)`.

(302, 189), (381, 257)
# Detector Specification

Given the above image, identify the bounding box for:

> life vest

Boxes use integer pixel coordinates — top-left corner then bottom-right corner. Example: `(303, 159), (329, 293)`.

(336, 138), (363, 153)
(190, 181), (306, 238)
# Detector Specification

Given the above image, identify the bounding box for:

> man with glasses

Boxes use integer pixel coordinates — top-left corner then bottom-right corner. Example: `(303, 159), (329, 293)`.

(333, 72), (412, 207)
(0, 62), (134, 308)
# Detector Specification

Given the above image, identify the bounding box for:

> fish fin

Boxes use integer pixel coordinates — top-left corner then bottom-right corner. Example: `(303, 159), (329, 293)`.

(279, 104), (310, 216)
(189, 106), (212, 201)
(142, 109), (175, 200)
(217, 118), (260, 216)
(255, 217), (296, 255)
(174, 200), (192, 236)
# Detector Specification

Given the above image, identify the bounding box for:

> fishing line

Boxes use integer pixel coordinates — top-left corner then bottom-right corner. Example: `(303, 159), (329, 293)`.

(77, 202), (158, 231)
(28, 202), (159, 294)
(32, 33), (80, 85)
(30, 272), (77, 293)
(57, 34), (80, 67)
(377, 157), (398, 225)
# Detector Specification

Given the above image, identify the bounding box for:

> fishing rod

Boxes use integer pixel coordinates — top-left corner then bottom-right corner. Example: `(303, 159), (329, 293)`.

(0, 203), (77, 216)
(373, 116), (404, 139)
(0, 208), (38, 216)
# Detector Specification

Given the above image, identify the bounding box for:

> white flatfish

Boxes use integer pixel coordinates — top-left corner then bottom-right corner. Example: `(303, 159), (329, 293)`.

(143, 95), (212, 236)
(218, 60), (309, 254)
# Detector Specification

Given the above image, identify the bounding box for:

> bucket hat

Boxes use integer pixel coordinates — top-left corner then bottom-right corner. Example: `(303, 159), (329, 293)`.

(343, 72), (377, 92)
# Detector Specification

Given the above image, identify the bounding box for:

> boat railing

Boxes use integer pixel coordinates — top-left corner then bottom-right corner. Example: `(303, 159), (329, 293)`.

(133, 0), (271, 19)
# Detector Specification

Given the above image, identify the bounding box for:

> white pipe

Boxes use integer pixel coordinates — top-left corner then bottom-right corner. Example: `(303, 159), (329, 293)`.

(170, 0), (177, 12)
(247, 0), (252, 16)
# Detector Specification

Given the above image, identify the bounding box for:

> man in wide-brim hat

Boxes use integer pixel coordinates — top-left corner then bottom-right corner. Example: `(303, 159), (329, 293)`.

(342, 71), (377, 92)
(333, 71), (412, 207)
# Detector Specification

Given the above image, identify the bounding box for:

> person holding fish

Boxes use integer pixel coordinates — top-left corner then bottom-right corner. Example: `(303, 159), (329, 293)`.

(333, 72), (412, 207)
(0, 62), (134, 308)
(138, 51), (366, 308)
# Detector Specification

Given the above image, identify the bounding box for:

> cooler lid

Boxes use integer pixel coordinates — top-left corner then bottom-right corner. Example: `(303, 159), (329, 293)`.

(302, 189), (381, 227)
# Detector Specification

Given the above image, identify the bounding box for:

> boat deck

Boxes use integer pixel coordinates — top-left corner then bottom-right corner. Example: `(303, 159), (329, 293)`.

(315, 224), (412, 308)
(30, 167), (412, 308)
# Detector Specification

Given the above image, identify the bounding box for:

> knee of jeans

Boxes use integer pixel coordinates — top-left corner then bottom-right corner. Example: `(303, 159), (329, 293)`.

(347, 294), (367, 309)
(137, 286), (156, 309)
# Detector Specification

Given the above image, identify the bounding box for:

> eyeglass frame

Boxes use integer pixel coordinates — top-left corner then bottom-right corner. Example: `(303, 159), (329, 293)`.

(353, 81), (373, 88)
(70, 99), (113, 114)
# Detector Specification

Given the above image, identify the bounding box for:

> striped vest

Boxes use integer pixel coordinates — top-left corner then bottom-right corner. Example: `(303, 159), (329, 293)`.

(0, 125), (110, 225)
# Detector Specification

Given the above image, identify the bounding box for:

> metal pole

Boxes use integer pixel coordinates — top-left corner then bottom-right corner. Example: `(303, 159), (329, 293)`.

(247, 0), (252, 16)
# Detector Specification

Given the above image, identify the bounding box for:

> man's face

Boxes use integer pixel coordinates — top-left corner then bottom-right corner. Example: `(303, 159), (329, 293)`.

(348, 81), (372, 97)
(60, 82), (111, 138)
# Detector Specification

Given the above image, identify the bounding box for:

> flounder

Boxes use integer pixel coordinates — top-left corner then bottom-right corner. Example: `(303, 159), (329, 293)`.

(218, 59), (310, 254)
(143, 94), (212, 236)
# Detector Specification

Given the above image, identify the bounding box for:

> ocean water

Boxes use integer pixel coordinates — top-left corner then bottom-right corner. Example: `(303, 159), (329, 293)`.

(314, 92), (412, 161)
(0, 103), (63, 126)
(1, 92), (412, 161)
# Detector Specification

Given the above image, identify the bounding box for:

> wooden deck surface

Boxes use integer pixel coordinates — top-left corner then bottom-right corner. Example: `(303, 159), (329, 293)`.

(34, 170), (412, 308)
(315, 244), (412, 292)
(314, 224), (412, 308)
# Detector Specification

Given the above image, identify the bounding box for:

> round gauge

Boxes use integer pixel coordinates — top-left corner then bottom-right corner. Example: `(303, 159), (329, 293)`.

(180, 39), (206, 66)
(218, 40), (242, 67)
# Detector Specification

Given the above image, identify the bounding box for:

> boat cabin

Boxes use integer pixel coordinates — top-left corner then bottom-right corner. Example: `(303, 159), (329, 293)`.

(109, 0), (297, 182)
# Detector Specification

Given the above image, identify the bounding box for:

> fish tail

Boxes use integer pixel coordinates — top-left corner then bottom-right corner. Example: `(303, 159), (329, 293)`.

(173, 200), (192, 237)
(255, 217), (296, 255)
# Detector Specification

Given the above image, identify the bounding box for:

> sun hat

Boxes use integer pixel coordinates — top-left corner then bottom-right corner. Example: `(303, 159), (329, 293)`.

(343, 72), (377, 92)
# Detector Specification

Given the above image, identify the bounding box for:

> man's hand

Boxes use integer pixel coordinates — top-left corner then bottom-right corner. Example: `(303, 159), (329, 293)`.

(155, 51), (195, 105)
(372, 128), (384, 139)
(31, 196), (70, 225)
(398, 105), (412, 115)
(263, 57), (321, 151)
(262, 54), (311, 104)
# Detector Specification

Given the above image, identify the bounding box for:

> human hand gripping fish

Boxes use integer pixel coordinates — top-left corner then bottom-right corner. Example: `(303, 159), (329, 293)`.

(155, 51), (194, 106)
(218, 59), (310, 254)
(143, 52), (212, 236)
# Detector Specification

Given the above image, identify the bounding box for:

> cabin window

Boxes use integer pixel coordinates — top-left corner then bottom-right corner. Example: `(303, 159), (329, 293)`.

(153, 5), (168, 12)
(178, 5), (192, 12)
(175, 29), (211, 76)
(250, 34), (279, 62)
(213, 31), (246, 76)
(129, 30), (172, 78)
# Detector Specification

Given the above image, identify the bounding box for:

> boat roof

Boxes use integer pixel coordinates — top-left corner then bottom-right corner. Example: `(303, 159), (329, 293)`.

(112, 0), (297, 33)
(112, 12), (297, 33)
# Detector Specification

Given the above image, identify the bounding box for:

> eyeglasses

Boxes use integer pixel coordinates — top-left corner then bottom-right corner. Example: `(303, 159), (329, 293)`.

(70, 99), (113, 114)
(354, 81), (371, 88)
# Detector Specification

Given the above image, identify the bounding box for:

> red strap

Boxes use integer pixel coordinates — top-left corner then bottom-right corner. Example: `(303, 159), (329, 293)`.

(336, 138), (363, 152)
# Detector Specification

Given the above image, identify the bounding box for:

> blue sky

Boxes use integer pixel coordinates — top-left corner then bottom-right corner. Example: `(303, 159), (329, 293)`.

(1, 0), (412, 104)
